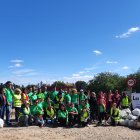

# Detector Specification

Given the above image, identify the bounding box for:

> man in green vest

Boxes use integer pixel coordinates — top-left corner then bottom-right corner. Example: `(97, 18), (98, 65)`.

(121, 92), (131, 109)
(5, 81), (14, 126)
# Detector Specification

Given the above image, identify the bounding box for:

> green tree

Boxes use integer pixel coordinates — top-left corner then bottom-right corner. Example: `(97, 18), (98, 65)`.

(75, 81), (87, 92)
(87, 72), (126, 93)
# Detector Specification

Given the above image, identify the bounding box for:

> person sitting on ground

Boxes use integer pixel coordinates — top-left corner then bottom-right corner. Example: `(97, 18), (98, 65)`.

(19, 101), (32, 127)
(67, 103), (78, 126)
(30, 100), (44, 127)
(57, 103), (68, 127)
(45, 103), (56, 125)
(110, 103), (120, 126)
(80, 106), (90, 127)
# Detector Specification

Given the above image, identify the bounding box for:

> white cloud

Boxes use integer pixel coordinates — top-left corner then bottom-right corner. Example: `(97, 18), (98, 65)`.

(84, 67), (97, 71)
(11, 59), (24, 63)
(116, 27), (140, 38)
(122, 66), (129, 70)
(72, 74), (80, 77)
(12, 69), (35, 76)
(93, 50), (102, 55)
(106, 61), (118, 64)
(63, 75), (93, 83)
(14, 63), (22, 68)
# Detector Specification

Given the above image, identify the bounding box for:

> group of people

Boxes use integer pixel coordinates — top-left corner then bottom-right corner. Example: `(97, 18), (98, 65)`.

(0, 81), (131, 128)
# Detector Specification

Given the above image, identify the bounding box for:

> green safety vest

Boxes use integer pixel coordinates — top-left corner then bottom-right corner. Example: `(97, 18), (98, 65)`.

(13, 94), (22, 107)
(121, 96), (129, 107)
(19, 107), (30, 118)
(46, 108), (55, 119)
(111, 108), (120, 122)
(81, 111), (89, 122)
(54, 96), (64, 109)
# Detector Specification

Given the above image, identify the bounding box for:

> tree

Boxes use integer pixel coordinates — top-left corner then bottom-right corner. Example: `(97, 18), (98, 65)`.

(87, 72), (126, 93)
(51, 81), (66, 90)
(75, 81), (87, 92)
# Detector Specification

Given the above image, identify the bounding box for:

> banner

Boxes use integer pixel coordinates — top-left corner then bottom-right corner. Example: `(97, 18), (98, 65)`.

(131, 93), (140, 109)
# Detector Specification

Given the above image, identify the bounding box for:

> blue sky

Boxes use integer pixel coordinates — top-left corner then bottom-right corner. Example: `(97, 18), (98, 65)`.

(0, 0), (140, 85)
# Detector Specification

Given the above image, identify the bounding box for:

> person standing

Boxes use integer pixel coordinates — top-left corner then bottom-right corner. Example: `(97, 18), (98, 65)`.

(13, 88), (22, 122)
(89, 92), (98, 122)
(0, 86), (6, 120)
(120, 92), (130, 109)
(5, 81), (14, 126)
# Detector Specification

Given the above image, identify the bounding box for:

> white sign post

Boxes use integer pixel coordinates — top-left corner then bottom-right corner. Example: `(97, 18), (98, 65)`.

(131, 93), (140, 109)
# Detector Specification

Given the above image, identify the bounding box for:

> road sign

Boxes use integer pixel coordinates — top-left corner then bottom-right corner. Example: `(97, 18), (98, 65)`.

(126, 78), (136, 87)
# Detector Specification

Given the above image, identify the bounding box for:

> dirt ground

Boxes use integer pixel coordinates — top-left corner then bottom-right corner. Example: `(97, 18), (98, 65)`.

(0, 125), (140, 140)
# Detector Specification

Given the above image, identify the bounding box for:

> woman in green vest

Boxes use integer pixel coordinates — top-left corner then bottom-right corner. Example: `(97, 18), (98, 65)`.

(80, 106), (90, 127)
(57, 103), (68, 127)
(19, 101), (32, 127)
(45, 103), (56, 125)
(110, 103), (120, 126)
(13, 88), (22, 122)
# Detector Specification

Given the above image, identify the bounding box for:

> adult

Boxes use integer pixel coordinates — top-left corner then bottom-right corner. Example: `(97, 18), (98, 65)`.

(120, 92), (130, 109)
(0, 86), (6, 120)
(88, 92), (98, 121)
(13, 88), (22, 122)
(5, 81), (14, 126)
(110, 103), (120, 126)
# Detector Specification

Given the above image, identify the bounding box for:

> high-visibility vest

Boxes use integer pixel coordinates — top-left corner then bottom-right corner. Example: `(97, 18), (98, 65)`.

(54, 96), (64, 109)
(19, 107), (30, 118)
(121, 96), (129, 107)
(110, 108), (120, 122)
(13, 94), (22, 107)
(81, 111), (89, 122)
(46, 108), (55, 119)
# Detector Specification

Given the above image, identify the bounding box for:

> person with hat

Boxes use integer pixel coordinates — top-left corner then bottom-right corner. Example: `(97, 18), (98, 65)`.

(5, 81), (14, 126)
(13, 88), (22, 122)
(19, 101), (32, 127)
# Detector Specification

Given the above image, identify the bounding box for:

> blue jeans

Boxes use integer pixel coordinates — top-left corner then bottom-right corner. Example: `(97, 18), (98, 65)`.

(0, 105), (6, 120)
(6, 103), (12, 125)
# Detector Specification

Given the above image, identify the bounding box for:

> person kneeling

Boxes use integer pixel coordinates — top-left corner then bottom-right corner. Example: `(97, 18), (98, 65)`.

(57, 103), (68, 127)
(80, 106), (90, 127)
(110, 103), (120, 126)
(19, 102), (32, 127)
(45, 103), (56, 125)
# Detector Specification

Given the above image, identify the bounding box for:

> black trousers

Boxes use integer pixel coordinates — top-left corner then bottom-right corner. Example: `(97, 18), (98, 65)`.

(98, 112), (106, 123)
(68, 114), (78, 125)
(58, 117), (67, 126)
(15, 107), (21, 122)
